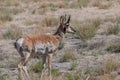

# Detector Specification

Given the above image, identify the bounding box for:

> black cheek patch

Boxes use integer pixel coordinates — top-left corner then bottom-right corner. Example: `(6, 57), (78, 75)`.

(63, 28), (67, 33)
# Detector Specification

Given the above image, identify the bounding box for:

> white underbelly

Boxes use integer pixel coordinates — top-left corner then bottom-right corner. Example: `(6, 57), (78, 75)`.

(34, 43), (56, 55)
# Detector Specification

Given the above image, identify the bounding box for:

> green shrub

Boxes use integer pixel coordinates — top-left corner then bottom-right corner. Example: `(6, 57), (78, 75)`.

(70, 61), (77, 70)
(0, 74), (10, 80)
(51, 69), (61, 76)
(30, 60), (43, 73)
(65, 73), (74, 80)
(58, 43), (64, 50)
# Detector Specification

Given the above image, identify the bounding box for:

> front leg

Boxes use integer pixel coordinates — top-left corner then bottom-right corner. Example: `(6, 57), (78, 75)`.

(48, 54), (53, 80)
(40, 55), (47, 80)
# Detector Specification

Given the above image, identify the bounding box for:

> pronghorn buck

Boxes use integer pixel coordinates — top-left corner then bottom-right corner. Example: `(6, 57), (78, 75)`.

(14, 14), (76, 80)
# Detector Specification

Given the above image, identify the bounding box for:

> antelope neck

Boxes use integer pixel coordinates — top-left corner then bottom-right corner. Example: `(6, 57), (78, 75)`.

(54, 28), (65, 43)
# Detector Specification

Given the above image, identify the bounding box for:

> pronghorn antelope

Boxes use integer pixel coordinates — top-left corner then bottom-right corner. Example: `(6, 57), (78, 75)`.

(14, 14), (76, 80)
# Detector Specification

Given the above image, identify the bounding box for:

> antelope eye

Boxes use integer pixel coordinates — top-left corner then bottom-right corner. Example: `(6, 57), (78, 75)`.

(66, 24), (69, 26)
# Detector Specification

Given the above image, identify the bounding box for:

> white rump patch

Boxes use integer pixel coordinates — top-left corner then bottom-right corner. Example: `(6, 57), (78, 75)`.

(17, 38), (24, 47)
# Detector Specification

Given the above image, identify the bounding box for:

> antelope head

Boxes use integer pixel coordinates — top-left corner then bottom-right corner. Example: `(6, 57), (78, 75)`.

(60, 15), (76, 34)
(55, 15), (76, 37)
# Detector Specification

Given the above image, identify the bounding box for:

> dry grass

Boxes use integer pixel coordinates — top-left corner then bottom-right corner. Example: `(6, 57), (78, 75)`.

(73, 19), (101, 40)
(98, 1), (112, 9)
(71, 58), (120, 80)
(32, 2), (60, 14)
(31, 25), (49, 34)
(39, 17), (58, 27)
(24, 19), (35, 26)
(32, 26), (47, 34)
(2, 27), (22, 40)
(101, 17), (120, 35)
(0, 0), (19, 6)
(84, 59), (120, 78)
(106, 24), (120, 35)
(105, 24), (120, 35)
(0, 6), (23, 23)
(60, 50), (76, 62)
(98, 74), (112, 80)
(106, 38), (120, 53)
(101, 59), (119, 76)
(77, 0), (90, 8)
(31, 0), (91, 13)
(0, 0), (23, 24)
(117, 0), (120, 4)
(92, 0), (112, 9)
(32, 7), (47, 15)
(0, 7), (12, 22)
(101, 59), (120, 74)
(67, 0), (90, 8)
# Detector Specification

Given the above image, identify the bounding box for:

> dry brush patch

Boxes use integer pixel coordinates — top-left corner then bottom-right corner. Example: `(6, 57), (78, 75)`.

(64, 56), (120, 80)
(0, 7), (12, 22)
(0, 6), (23, 23)
(106, 38), (120, 53)
(24, 19), (35, 26)
(100, 59), (120, 75)
(91, 0), (112, 9)
(98, 17), (120, 35)
(32, 26), (47, 35)
(2, 27), (23, 40)
(73, 18), (101, 41)
(39, 17), (59, 27)
(105, 24), (120, 35)
(59, 50), (76, 63)
(0, 0), (20, 6)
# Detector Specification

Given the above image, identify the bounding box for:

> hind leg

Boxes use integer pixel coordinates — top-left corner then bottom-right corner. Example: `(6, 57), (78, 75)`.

(17, 57), (25, 80)
(18, 52), (31, 80)
(22, 52), (31, 80)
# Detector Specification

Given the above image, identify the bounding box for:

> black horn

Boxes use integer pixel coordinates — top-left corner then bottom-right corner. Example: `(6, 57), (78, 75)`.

(66, 15), (71, 23)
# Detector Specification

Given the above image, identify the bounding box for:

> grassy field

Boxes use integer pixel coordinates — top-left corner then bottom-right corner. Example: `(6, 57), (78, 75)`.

(0, 0), (120, 80)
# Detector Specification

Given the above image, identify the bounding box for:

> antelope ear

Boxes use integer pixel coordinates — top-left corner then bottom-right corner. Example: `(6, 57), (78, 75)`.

(66, 15), (71, 23)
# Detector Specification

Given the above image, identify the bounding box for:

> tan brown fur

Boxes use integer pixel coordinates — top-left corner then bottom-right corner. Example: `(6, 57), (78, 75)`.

(23, 34), (60, 48)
